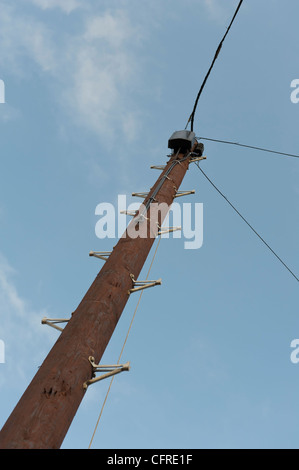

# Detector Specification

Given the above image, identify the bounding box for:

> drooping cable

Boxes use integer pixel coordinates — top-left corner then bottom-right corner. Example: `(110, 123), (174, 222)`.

(186, 0), (244, 132)
(197, 136), (299, 159)
(195, 163), (299, 283)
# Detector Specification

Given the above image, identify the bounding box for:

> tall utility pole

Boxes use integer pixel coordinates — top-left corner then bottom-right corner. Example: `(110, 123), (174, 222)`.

(0, 131), (203, 449)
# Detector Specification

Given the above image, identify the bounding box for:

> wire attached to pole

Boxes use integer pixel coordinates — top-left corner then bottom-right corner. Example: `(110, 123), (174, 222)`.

(186, 0), (244, 132)
(196, 163), (299, 283)
(197, 136), (299, 159)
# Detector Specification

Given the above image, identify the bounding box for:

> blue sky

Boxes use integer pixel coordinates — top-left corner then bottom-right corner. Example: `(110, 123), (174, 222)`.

(0, 0), (299, 449)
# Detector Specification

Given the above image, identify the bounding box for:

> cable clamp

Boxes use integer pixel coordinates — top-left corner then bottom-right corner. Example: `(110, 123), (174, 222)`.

(83, 357), (130, 390)
(128, 274), (162, 294)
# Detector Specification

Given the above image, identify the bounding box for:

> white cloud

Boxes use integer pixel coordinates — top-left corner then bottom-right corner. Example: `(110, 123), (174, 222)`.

(0, 3), (143, 143)
(29, 0), (83, 14)
(204, 0), (234, 21)
(60, 11), (142, 142)
(84, 11), (133, 47)
(20, 22), (57, 72)
(0, 253), (54, 389)
(204, 0), (222, 12)
(0, 256), (25, 314)
(0, 3), (56, 74)
(0, 104), (21, 122)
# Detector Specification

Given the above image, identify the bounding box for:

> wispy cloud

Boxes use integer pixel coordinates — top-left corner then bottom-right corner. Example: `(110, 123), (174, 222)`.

(0, 104), (21, 122)
(204, 0), (236, 21)
(0, 253), (53, 389)
(83, 10), (134, 48)
(0, 3), (56, 74)
(61, 10), (142, 142)
(29, 0), (83, 14)
(0, 256), (25, 314)
(0, 2), (144, 144)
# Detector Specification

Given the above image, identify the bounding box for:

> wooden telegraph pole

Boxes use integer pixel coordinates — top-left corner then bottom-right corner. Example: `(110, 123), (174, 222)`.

(0, 131), (204, 449)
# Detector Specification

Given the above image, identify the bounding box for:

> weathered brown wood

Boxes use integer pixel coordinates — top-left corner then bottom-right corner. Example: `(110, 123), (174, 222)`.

(0, 150), (193, 449)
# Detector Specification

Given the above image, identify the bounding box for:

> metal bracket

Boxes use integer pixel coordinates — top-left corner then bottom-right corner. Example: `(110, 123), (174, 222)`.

(41, 317), (69, 332)
(83, 356), (130, 390)
(158, 226), (181, 236)
(150, 165), (166, 170)
(131, 192), (150, 199)
(190, 155), (207, 163)
(120, 210), (149, 224)
(120, 210), (137, 217)
(174, 190), (195, 198)
(89, 251), (111, 261)
(128, 274), (162, 294)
